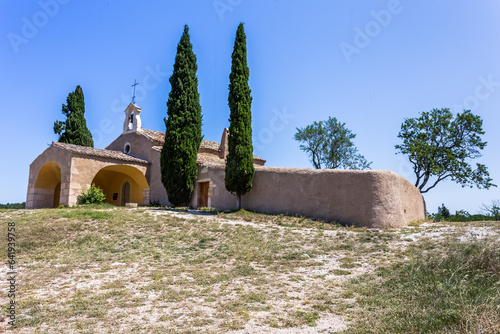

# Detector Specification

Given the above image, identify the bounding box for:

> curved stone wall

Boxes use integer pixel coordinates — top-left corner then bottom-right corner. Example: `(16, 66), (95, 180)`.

(243, 167), (426, 229)
(193, 165), (426, 229)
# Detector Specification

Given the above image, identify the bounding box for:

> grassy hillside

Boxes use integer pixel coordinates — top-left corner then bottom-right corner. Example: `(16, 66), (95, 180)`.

(0, 206), (499, 333)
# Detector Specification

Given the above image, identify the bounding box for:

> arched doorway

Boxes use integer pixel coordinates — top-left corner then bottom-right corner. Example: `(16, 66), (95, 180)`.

(121, 182), (130, 206)
(33, 161), (61, 208)
(91, 165), (149, 206)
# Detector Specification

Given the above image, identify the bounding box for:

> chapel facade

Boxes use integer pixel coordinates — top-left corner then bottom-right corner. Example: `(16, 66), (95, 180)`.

(26, 103), (265, 210)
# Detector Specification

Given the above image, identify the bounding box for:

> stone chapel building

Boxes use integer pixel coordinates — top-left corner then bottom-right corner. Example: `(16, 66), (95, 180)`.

(26, 103), (426, 229)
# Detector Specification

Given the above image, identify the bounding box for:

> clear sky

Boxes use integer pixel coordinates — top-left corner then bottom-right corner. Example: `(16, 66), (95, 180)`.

(1, 0), (500, 214)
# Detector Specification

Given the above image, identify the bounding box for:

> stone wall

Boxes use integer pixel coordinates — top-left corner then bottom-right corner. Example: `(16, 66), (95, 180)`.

(190, 165), (238, 210)
(27, 188), (55, 209)
(106, 132), (154, 163)
(26, 135), (424, 229)
(149, 149), (170, 206)
(192, 166), (425, 229)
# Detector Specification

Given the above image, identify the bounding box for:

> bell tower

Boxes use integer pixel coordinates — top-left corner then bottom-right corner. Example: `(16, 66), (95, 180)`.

(123, 103), (142, 133)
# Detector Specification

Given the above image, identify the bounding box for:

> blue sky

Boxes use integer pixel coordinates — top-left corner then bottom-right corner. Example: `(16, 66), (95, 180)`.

(1, 0), (500, 214)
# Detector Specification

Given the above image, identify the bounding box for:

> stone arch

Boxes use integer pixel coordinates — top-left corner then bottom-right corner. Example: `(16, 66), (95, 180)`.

(91, 165), (149, 206)
(31, 161), (62, 208)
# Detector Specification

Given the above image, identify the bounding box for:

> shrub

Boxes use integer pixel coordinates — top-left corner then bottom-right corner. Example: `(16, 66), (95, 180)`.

(431, 209), (495, 222)
(469, 214), (494, 221)
(447, 209), (471, 222)
(78, 184), (106, 205)
(430, 212), (444, 222)
(0, 202), (25, 209)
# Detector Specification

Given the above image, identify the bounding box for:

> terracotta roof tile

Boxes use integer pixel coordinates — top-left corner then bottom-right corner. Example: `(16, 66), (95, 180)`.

(253, 154), (266, 162)
(139, 129), (165, 143)
(200, 140), (221, 152)
(139, 128), (265, 163)
(52, 142), (150, 164)
(139, 129), (221, 152)
(150, 145), (265, 166)
(152, 144), (225, 167)
(196, 154), (226, 167)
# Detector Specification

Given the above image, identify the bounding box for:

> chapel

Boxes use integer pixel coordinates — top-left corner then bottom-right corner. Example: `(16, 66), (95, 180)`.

(26, 103), (265, 210)
(26, 103), (426, 229)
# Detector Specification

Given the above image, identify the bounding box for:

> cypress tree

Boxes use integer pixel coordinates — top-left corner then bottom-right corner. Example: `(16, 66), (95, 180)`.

(161, 25), (203, 207)
(225, 23), (254, 208)
(53, 85), (94, 147)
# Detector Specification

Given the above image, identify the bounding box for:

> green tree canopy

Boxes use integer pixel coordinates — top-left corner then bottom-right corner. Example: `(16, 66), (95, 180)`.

(53, 85), (94, 147)
(161, 25), (203, 207)
(225, 23), (254, 207)
(395, 108), (495, 193)
(437, 203), (451, 219)
(294, 117), (371, 170)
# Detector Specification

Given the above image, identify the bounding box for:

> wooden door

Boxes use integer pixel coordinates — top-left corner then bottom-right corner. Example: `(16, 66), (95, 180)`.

(199, 182), (209, 207)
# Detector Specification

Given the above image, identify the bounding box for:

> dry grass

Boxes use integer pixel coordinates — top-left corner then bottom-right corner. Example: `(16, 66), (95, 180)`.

(0, 207), (498, 333)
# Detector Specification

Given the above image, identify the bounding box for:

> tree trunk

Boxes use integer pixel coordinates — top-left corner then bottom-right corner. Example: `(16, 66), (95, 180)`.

(237, 194), (241, 210)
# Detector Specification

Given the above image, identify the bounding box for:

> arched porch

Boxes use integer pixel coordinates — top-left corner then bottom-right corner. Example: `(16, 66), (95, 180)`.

(91, 165), (149, 206)
(30, 161), (62, 208)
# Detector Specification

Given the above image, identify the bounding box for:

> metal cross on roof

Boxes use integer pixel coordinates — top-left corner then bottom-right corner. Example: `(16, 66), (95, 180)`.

(131, 79), (139, 104)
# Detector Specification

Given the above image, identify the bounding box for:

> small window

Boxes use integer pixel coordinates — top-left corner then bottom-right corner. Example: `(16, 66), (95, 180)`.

(124, 143), (131, 154)
(112, 193), (118, 201)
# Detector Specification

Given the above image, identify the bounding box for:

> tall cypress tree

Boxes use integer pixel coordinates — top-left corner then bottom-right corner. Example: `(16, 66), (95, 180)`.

(161, 25), (202, 207)
(225, 23), (254, 208)
(53, 85), (94, 147)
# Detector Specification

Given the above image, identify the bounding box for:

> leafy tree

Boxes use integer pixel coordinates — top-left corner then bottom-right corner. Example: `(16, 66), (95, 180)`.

(437, 203), (451, 219)
(294, 117), (371, 170)
(225, 23), (254, 208)
(395, 108), (495, 193)
(450, 209), (472, 222)
(161, 25), (202, 207)
(481, 199), (500, 220)
(53, 85), (94, 147)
